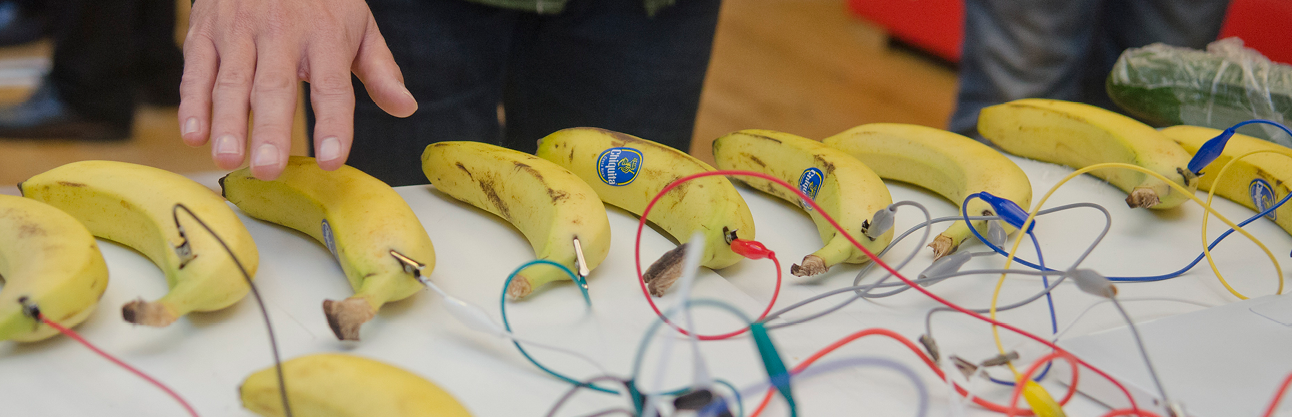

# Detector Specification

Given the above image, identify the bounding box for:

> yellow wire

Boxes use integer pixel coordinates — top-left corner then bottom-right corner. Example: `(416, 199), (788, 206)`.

(989, 162), (1282, 378)
(1203, 148), (1292, 295)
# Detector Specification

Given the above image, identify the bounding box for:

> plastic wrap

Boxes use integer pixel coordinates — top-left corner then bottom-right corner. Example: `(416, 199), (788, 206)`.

(1107, 38), (1292, 147)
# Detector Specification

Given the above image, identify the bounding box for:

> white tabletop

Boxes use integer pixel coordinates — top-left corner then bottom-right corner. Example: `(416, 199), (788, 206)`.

(1, 156), (1288, 416)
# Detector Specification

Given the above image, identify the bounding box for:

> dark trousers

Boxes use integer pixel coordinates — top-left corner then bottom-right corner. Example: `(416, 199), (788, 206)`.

(308, 0), (723, 186)
(47, 0), (182, 127)
(950, 0), (1229, 138)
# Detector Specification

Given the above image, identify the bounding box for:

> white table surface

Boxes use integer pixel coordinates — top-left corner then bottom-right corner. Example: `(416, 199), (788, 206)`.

(1, 156), (1289, 417)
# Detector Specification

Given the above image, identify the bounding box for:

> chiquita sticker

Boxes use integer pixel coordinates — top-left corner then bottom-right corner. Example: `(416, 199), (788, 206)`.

(1250, 178), (1278, 220)
(322, 219), (339, 258)
(798, 167), (824, 210)
(597, 147), (643, 186)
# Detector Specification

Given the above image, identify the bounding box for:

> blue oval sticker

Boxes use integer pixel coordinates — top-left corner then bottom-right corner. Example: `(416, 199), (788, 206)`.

(1250, 178), (1278, 220)
(798, 167), (824, 210)
(321, 219), (339, 258)
(597, 147), (643, 186)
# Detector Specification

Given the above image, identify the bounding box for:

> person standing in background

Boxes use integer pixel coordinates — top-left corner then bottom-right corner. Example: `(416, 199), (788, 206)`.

(949, 0), (1230, 138)
(179, 0), (722, 186)
(0, 0), (183, 141)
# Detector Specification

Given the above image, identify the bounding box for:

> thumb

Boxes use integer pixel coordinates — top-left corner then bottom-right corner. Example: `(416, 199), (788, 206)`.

(353, 18), (417, 118)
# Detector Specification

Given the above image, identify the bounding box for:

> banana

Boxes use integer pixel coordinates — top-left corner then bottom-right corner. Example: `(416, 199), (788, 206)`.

(222, 157), (434, 341)
(535, 127), (756, 296)
(422, 141), (611, 299)
(21, 161), (257, 327)
(0, 195), (108, 342)
(240, 353), (472, 417)
(1161, 125), (1292, 235)
(823, 123), (1033, 258)
(978, 98), (1197, 209)
(713, 129), (894, 276)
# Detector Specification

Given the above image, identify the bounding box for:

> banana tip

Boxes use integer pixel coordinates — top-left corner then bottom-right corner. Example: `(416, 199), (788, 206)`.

(1125, 188), (1160, 209)
(790, 255), (828, 277)
(643, 244), (688, 297)
(506, 276), (533, 300)
(928, 235), (955, 259)
(323, 298), (375, 341)
(121, 299), (178, 327)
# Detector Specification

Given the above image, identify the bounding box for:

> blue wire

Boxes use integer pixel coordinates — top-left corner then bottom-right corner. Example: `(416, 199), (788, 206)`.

(1230, 119), (1292, 138)
(714, 378), (745, 417)
(500, 259), (615, 394)
(962, 192), (1292, 282)
(986, 232), (1055, 386)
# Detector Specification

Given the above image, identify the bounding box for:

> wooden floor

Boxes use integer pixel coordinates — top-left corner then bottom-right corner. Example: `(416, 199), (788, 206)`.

(0, 0), (956, 186)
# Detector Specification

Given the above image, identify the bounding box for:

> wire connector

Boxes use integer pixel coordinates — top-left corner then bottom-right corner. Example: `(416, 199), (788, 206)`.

(863, 205), (897, 240)
(986, 221), (1009, 247)
(1068, 269), (1117, 298)
(977, 192), (1034, 233)
(919, 251), (972, 287)
(980, 351), (1019, 367)
(918, 334), (941, 363)
(18, 296), (40, 320)
(730, 238), (773, 260)
(1187, 127), (1235, 176)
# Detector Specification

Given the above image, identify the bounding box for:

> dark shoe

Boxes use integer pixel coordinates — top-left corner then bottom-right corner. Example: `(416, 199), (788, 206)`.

(0, 82), (130, 141)
(0, 1), (47, 47)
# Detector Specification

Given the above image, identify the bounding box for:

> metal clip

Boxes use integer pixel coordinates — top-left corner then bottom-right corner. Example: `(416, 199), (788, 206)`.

(950, 355), (978, 379)
(723, 227), (739, 245)
(18, 296), (39, 319)
(172, 226), (197, 269)
(980, 351), (1019, 367)
(572, 237), (590, 282)
(390, 250), (427, 283)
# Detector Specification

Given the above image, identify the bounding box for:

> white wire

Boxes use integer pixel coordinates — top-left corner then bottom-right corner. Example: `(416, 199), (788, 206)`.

(643, 234), (708, 417)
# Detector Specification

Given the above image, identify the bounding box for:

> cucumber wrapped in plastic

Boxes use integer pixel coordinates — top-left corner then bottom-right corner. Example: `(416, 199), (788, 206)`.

(1107, 38), (1292, 147)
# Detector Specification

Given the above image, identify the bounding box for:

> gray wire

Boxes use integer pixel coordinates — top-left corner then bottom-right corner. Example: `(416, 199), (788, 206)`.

(763, 202), (1109, 331)
(722, 356), (929, 417)
(921, 202), (1113, 341)
(1111, 297), (1172, 408)
(546, 375), (625, 417)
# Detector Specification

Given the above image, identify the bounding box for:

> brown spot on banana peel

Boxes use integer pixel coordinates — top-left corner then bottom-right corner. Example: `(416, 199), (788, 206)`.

(1125, 188), (1160, 209)
(510, 161), (569, 202)
(811, 155), (836, 175)
(122, 299), (178, 327)
(56, 181), (85, 188)
(790, 255), (828, 277)
(741, 153), (767, 168)
(323, 298), (375, 341)
(477, 179), (511, 220)
(455, 162), (474, 180)
(644, 244), (688, 297)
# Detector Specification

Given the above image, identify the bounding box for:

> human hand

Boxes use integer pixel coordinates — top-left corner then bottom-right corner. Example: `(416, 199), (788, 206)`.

(179, 0), (418, 180)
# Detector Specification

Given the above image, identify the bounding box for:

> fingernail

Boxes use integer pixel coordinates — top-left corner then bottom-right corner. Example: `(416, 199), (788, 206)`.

(252, 144), (279, 168)
(183, 118), (199, 135)
(318, 136), (341, 162)
(214, 135), (239, 155)
(401, 83), (414, 100)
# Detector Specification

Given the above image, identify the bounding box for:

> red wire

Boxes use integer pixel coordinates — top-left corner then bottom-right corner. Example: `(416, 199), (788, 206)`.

(747, 328), (1078, 417)
(40, 314), (200, 417)
(1263, 370), (1292, 417)
(1101, 409), (1165, 417)
(633, 177), (783, 340)
(632, 170), (1142, 413)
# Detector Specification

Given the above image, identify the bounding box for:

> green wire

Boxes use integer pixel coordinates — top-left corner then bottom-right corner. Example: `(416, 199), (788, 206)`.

(500, 259), (611, 393)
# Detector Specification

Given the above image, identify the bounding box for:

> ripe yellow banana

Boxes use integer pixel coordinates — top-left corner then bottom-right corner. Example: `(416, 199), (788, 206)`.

(1161, 125), (1292, 235)
(535, 127), (756, 296)
(823, 123), (1033, 258)
(222, 157), (434, 341)
(422, 141), (611, 299)
(21, 161), (257, 327)
(978, 98), (1197, 209)
(713, 129), (894, 276)
(240, 353), (472, 417)
(0, 195), (108, 342)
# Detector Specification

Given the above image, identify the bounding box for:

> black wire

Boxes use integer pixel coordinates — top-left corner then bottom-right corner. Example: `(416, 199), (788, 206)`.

(172, 204), (292, 417)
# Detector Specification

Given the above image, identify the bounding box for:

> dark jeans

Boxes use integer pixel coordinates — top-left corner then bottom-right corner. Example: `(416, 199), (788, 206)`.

(307, 0), (723, 186)
(950, 0), (1229, 138)
(48, 0), (182, 127)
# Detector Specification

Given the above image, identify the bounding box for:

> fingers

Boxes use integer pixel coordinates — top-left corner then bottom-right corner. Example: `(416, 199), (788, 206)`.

(246, 45), (301, 180)
(179, 33), (218, 146)
(352, 18), (417, 118)
(208, 39), (257, 171)
(306, 45), (356, 171)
